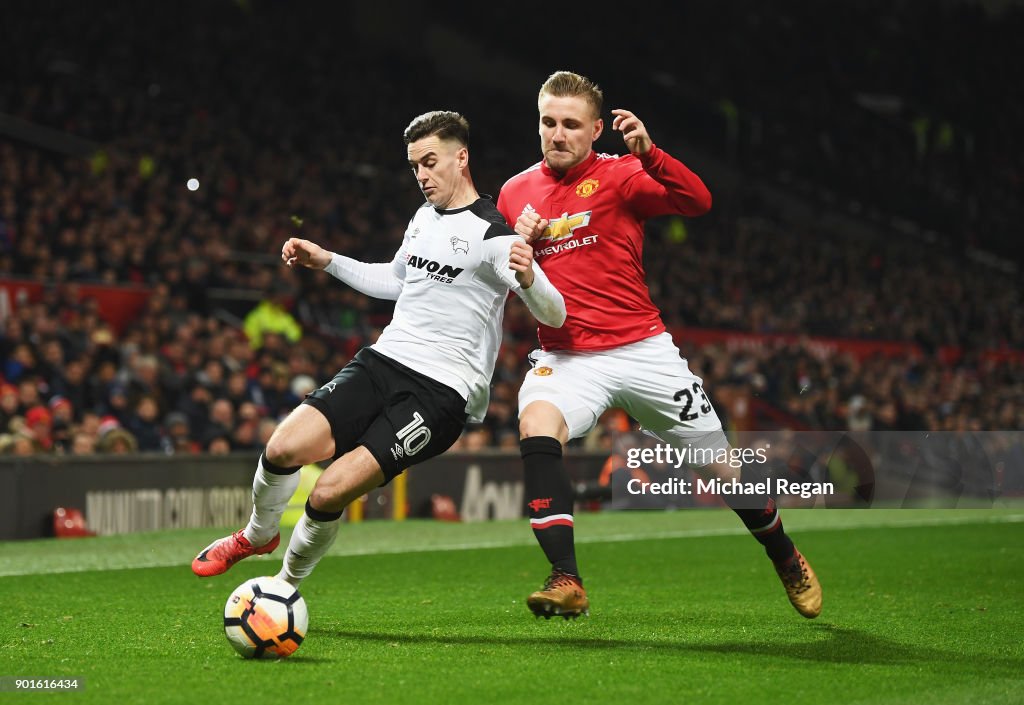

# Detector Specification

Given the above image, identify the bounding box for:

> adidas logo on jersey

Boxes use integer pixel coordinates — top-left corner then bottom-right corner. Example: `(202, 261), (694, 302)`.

(406, 254), (464, 283)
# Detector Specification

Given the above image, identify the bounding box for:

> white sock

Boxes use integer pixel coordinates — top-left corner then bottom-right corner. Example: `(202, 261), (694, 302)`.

(276, 509), (341, 587)
(243, 455), (301, 546)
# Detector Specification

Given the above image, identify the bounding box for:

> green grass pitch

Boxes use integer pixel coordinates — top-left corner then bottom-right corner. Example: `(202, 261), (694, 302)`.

(2, 509), (1022, 704)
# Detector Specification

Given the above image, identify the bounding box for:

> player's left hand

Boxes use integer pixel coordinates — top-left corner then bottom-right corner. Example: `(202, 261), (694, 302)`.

(509, 238), (535, 288)
(611, 109), (652, 155)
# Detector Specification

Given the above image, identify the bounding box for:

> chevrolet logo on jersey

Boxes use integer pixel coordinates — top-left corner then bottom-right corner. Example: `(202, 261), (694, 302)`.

(539, 211), (592, 242)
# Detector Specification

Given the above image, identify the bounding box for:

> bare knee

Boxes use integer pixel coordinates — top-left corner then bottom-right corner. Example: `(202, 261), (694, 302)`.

(517, 413), (548, 439)
(264, 424), (319, 467)
(519, 401), (569, 444)
(264, 432), (304, 468)
(264, 405), (334, 466)
(308, 484), (344, 514)
(308, 447), (384, 514)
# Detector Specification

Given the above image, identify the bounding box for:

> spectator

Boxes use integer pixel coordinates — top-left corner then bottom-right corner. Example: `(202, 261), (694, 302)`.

(206, 434), (232, 455)
(0, 431), (38, 456)
(161, 411), (198, 455)
(69, 432), (97, 455)
(97, 426), (139, 454)
(24, 406), (53, 451)
(243, 285), (303, 350)
(0, 384), (20, 430)
(125, 395), (164, 452)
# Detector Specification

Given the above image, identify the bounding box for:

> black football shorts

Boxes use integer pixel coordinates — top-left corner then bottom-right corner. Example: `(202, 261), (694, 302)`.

(302, 348), (467, 483)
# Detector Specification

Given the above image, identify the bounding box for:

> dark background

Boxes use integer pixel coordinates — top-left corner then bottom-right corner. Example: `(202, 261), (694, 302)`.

(1, 0), (1022, 458)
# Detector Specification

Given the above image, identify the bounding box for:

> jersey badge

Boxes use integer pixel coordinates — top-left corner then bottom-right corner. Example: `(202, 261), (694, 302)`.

(533, 366), (553, 376)
(450, 236), (469, 254)
(575, 178), (600, 198)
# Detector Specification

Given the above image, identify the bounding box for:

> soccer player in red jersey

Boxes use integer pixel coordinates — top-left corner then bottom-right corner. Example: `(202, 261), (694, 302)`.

(497, 71), (821, 620)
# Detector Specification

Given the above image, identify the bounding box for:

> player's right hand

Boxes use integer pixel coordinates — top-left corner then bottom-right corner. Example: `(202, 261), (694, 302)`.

(281, 237), (331, 270)
(515, 211), (549, 244)
(509, 238), (536, 289)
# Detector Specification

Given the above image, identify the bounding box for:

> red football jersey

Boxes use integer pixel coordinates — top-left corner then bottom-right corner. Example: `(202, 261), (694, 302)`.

(497, 145), (711, 351)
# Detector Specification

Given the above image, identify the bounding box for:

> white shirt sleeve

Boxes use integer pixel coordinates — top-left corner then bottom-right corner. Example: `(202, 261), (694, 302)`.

(484, 235), (566, 328)
(323, 239), (407, 301)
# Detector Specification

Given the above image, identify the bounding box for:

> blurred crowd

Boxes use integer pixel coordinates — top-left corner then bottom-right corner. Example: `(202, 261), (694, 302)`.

(1, 0), (1021, 456)
(450, 0), (1023, 261)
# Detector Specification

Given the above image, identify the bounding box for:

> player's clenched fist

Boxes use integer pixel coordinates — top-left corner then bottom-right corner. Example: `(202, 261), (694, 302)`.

(508, 238), (536, 289)
(282, 237), (332, 270)
(515, 211), (549, 244)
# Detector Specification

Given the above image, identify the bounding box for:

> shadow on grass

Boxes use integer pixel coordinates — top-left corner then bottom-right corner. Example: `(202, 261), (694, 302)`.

(272, 656), (335, 664)
(701, 624), (1023, 678)
(324, 624), (1023, 678)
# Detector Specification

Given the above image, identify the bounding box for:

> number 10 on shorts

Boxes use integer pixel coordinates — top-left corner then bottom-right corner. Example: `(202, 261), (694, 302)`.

(396, 412), (432, 456)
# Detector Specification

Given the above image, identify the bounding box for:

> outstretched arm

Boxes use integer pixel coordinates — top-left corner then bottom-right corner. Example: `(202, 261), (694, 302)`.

(282, 237), (405, 301)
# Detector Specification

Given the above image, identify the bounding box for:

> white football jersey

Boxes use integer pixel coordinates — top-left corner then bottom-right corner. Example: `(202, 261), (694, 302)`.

(368, 198), (557, 422)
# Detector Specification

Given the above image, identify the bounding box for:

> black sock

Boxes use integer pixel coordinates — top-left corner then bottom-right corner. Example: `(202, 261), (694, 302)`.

(305, 498), (343, 522)
(725, 492), (796, 564)
(521, 436), (579, 578)
(261, 452), (301, 475)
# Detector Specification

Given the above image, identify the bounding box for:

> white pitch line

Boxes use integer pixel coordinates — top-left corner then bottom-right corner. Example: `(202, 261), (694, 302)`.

(0, 513), (1021, 578)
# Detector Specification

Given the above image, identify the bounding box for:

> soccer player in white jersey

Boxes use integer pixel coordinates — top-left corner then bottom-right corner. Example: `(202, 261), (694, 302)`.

(192, 111), (566, 584)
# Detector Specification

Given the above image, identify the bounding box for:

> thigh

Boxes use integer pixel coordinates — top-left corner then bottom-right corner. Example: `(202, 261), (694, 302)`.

(615, 334), (723, 439)
(302, 350), (387, 459)
(517, 349), (616, 440)
(359, 386), (466, 484)
(267, 404), (336, 465)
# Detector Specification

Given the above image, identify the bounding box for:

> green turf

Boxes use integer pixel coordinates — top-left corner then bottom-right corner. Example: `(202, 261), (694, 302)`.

(1, 510), (1022, 705)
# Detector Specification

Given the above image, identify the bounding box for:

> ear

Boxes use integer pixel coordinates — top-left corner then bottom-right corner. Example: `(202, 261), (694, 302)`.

(457, 145), (469, 171)
(592, 117), (604, 142)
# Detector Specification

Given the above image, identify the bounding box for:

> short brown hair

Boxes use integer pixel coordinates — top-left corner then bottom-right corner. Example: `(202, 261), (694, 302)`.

(403, 111), (470, 146)
(539, 71), (603, 119)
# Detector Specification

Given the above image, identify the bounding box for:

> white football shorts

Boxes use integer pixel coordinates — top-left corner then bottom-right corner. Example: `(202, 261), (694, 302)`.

(518, 332), (726, 454)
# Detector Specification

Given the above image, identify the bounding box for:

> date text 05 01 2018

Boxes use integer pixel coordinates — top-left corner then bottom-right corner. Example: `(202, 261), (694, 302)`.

(0, 677), (85, 691)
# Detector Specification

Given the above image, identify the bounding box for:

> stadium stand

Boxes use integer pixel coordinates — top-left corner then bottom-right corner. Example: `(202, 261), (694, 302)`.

(1, 0), (1021, 455)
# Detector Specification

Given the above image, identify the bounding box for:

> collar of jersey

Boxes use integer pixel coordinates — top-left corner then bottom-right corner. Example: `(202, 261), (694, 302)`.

(540, 150), (598, 182)
(433, 194), (493, 215)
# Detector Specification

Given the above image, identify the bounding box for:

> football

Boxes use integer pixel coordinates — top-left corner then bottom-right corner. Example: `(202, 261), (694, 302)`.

(223, 576), (308, 659)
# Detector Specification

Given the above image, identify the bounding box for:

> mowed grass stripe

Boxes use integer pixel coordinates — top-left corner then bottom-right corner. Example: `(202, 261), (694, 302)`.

(1, 509), (1022, 577)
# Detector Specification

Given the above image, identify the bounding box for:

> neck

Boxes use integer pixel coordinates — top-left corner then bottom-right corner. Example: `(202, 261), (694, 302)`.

(440, 177), (478, 210)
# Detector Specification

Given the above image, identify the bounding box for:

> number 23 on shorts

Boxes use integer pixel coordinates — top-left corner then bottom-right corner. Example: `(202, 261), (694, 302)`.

(674, 382), (712, 422)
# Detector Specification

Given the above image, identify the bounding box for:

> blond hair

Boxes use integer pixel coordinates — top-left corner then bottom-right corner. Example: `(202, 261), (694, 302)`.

(539, 71), (603, 119)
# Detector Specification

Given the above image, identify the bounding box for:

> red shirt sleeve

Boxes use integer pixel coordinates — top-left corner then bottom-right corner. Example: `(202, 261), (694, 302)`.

(620, 144), (712, 219)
